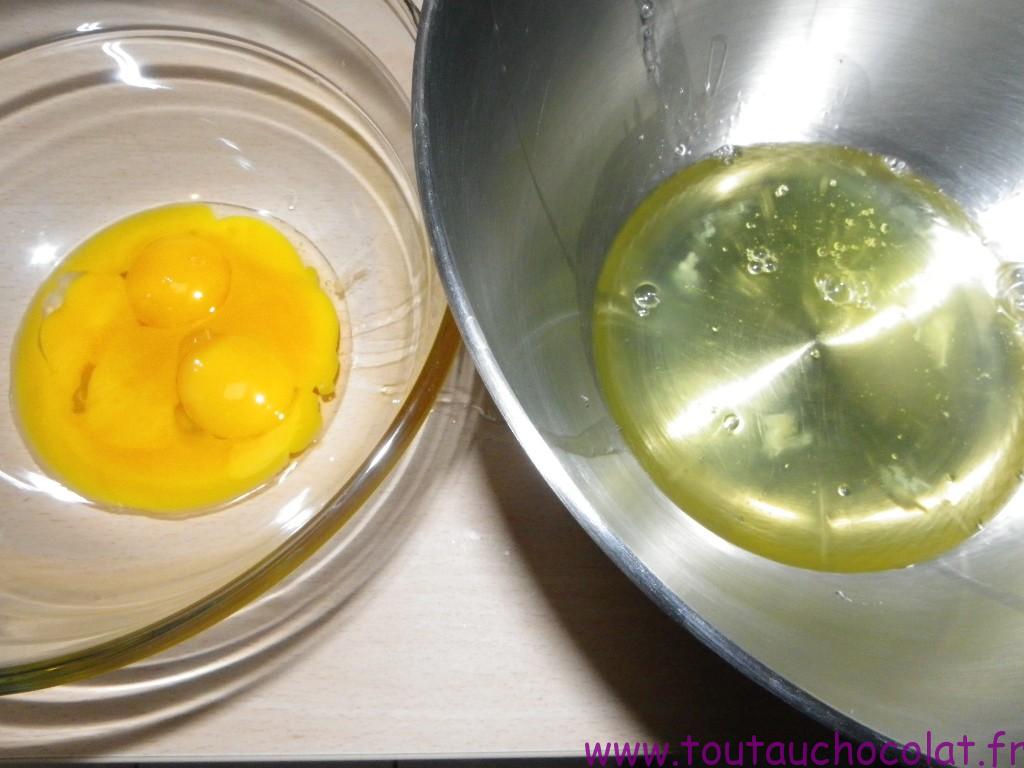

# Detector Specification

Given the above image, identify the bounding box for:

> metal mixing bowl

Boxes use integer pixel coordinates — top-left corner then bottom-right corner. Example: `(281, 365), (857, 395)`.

(415, 0), (1024, 747)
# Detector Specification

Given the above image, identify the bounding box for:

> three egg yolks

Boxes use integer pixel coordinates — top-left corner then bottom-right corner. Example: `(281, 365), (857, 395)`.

(11, 204), (341, 513)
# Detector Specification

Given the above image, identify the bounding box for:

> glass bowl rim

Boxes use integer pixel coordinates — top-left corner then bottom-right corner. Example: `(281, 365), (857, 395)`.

(0, 0), (459, 696)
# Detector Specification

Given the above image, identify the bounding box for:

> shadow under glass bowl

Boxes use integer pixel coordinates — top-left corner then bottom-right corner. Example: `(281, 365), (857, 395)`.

(0, 0), (457, 694)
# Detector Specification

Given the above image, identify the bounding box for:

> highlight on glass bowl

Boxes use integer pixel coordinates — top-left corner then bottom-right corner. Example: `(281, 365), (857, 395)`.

(0, 0), (455, 694)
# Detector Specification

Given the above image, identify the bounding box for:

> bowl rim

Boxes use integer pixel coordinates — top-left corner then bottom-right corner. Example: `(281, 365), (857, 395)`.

(0, 0), (460, 696)
(412, 0), (893, 749)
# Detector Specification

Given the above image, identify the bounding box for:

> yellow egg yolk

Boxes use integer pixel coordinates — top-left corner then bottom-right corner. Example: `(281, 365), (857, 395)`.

(178, 335), (295, 439)
(11, 204), (341, 513)
(126, 234), (231, 327)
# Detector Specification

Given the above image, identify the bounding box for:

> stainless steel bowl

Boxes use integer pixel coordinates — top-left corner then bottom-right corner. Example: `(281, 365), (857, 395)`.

(415, 0), (1024, 747)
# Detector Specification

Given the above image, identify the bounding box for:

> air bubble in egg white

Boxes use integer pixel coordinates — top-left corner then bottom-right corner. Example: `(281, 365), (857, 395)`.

(633, 283), (661, 316)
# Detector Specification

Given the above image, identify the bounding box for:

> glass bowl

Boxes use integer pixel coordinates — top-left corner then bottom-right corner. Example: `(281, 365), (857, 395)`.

(0, 0), (456, 693)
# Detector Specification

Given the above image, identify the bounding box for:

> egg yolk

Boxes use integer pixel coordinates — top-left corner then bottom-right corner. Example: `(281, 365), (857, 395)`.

(178, 335), (295, 439)
(126, 234), (231, 328)
(11, 204), (341, 513)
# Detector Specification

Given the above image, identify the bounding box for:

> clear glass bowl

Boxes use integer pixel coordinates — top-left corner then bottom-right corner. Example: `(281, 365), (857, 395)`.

(0, 0), (456, 693)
